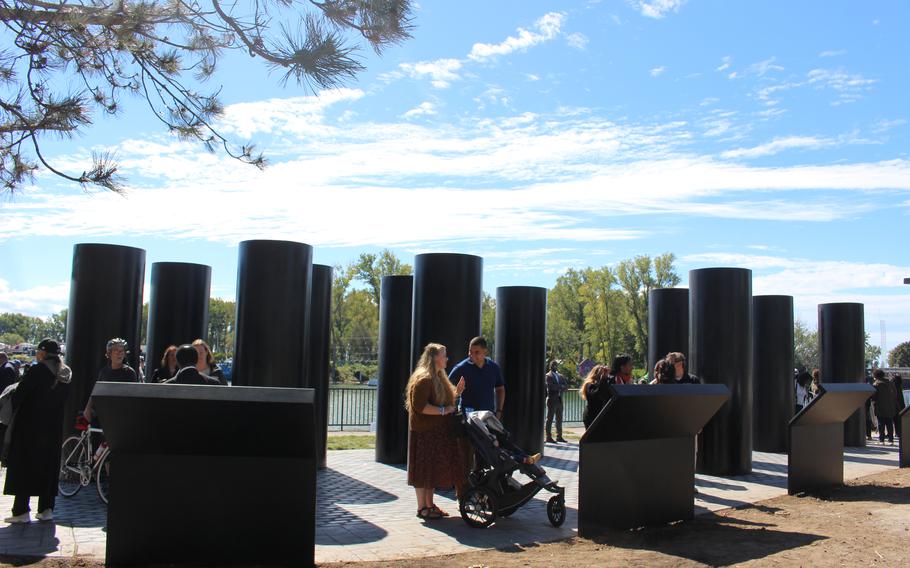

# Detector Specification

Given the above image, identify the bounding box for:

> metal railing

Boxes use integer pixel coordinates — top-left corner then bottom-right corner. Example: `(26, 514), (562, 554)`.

(328, 387), (587, 430)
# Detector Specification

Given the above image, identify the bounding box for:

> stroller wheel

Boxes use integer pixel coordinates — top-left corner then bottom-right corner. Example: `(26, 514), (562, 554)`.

(547, 495), (566, 528)
(460, 488), (497, 528)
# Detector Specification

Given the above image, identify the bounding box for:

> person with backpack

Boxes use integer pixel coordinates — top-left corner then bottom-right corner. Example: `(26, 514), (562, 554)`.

(545, 360), (568, 443)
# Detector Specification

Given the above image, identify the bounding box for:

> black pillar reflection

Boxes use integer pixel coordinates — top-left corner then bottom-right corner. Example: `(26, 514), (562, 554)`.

(648, 288), (689, 375)
(375, 275), (413, 464)
(64, 243), (146, 436)
(305, 264), (332, 470)
(690, 268), (753, 475)
(146, 262), (211, 381)
(411, 254), (483, 373)
(495, 286), (547, 456)
(819, 302), (866, 447)
(233, 240), (313, 388)
(752, 295), (794, 453)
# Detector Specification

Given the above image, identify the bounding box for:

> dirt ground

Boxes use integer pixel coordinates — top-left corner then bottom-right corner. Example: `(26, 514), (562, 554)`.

(3, 468), (908, 568)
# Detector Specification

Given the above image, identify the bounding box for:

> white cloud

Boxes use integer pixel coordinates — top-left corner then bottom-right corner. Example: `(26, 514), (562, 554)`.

(716, 56), (731, 72)
(650, 66), (666, 77)
(748, 57), (784, 77)
(468, 12), (566, 62)
(818, 49), (847, 58)
(525, 73), (541, 82)
(567, 32), (589, 50)
(0, 279), (70, 317)
(395, 58), (463, 89)
(720, 136), (833, 159)
(403, 101), (437, 119)
(632, 0), (686, 19)
(219, 88), (364, 138)
(807, 68), (877, 105)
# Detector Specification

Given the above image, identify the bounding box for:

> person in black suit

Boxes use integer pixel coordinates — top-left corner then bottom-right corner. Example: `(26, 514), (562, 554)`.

(164, 345), (222, 385)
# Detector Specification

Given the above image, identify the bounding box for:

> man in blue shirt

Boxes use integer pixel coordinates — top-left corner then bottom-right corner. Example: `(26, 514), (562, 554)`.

(449, 336), (505, 418)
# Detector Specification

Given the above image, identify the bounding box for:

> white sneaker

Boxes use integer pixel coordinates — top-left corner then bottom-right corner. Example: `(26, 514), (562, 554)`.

(35, 509), (54, 522)
(3, 512), (31, 524)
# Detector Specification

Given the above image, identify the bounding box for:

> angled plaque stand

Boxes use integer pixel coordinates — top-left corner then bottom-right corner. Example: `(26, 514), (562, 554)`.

(788, 383), (874, 495)
(93, 382), (316, 567)
(900, 404), (910, 468)
(578, 384), (730, 535)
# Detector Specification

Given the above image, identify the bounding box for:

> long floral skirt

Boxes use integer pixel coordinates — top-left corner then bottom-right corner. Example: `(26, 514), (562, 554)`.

(407, 425), (467, 491)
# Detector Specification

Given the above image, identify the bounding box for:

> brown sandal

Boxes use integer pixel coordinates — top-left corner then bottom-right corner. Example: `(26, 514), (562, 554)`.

(417, 507), (442, 520)
(428, 505), (449, 517)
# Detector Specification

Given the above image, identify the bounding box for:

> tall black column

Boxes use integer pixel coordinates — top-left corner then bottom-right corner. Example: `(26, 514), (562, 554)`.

(752, 295), (794, 453)
(305, 264), (332, 469)
(375, 275), (413, 464)
(64, 244), (145, 435)
(495, 286), (547, 455)
(819, 302), (866, 447)
(411, 254), (483, 373)
(146, 262), (212, 380)
(233, 240), (312, 388)
(690, 268), (753, 475)
(648, 288), (689, 375)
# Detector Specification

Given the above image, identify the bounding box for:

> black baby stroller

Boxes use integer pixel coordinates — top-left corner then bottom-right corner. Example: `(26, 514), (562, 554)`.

(458, 410), (566, 528)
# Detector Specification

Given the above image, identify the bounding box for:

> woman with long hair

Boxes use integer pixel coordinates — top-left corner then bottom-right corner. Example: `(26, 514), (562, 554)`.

(580, 364), (613, 429)
(152, 345), (178, 383)
(405, 343), (466, 520)
(611, 355), (634, 385)
(192, 339), (227, 385)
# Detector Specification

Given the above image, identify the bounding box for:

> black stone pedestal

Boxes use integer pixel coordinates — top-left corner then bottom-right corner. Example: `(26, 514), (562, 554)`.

(752, 295), (794, 453)
(93, 382), (316, 567)
(788, 383), (874, 495)
(64, 243), (145, 436)
(648, 288), (689, 375)
(376, 275), (413, 464)
(146, 262), (211, 380)
(578, 384), (729, 535)
(900, 405), (910, 468)
(818, 303), (866, 447)
(495, 286), (547, 456)
(306, 264), (332, 469)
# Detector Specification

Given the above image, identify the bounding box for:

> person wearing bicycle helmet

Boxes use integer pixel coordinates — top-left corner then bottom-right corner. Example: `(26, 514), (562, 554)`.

(2, 339), (71, 524)
(83, 338), (139, 423)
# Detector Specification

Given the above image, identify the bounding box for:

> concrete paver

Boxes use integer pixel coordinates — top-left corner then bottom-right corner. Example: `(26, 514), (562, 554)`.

(0, 440), (901, 563)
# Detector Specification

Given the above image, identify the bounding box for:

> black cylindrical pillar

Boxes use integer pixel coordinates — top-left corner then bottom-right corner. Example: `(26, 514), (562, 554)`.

(495, 286), (547, 456)
(64, 244), (145, 435)
(375, 276), (414, 464)
(146, 262), (212, 380)
(411, 254), (483, 373)
(305, 264), (332, 469)
(233, 240), (313, 388)
(648, 288), (689, 375)
(690, 268), (753, 475)
(752, 295), (794, 453)
(819, 302), (866, 447)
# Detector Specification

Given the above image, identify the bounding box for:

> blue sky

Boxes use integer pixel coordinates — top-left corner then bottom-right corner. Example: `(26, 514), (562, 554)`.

(1, 1), (909, 357)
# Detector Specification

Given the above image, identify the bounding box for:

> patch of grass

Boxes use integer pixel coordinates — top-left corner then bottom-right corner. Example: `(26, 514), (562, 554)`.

(327, 435), (376, 450)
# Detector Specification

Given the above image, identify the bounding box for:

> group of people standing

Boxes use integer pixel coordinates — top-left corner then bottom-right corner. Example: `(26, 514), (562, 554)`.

(869, 369), (905, 445)
(1, 335), (226, 524)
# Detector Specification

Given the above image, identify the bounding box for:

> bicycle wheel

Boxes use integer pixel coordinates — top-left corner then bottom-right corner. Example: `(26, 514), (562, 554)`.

(59, 436), (87, 497)
(96, 451), (110, 504)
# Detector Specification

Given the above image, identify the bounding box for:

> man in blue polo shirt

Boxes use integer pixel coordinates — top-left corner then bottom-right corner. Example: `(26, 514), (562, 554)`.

(449, 336), (505, 418)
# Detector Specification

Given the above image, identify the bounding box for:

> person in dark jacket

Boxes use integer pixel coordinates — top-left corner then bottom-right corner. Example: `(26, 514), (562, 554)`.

(653, 358), (677, 384)
(192, 339), (227, 385)
(893, 373), (905, 437)
(871, 369), (898, 445)
(164, 345), (222, 385)
(580, 365), (613, 429)
(0, 351), (18, 456)
(667, 352), (701, 384)
(2, 339), (71, 524)
(545, 360), (568, 443)
(151, 345), (179, 383)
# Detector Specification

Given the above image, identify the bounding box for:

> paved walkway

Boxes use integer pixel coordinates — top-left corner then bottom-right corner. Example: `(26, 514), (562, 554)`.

(0, 441), (902, 563)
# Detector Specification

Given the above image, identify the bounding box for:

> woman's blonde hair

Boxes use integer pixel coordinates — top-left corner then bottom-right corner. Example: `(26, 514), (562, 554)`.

(192, 339), (215, 366)
(580, 364), (611, 400)
(405, 343), (455, 413)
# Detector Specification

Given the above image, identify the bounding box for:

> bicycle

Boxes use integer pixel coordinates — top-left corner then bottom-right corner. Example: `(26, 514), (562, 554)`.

(58, 414), (111, 504)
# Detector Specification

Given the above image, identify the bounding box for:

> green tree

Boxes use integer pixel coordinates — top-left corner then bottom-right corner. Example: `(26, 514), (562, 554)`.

(794, 319), (819, 372)
(207, 298), (236, 356)
(1, 0), (414, 192)
(330, 266), (354, 375)
(889, 341), (910, 368)
(0, 332), (25, 346)
(40, 309), (67, 342)
(349, 250), (413, 310)
(0, 312), (42, 342)
(481, 292), (495, 351)
(546, 269), (588, 365)
(865, 333), (882, 369)
(139, 303), (149, 347)
(616, 253), (681, 365)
